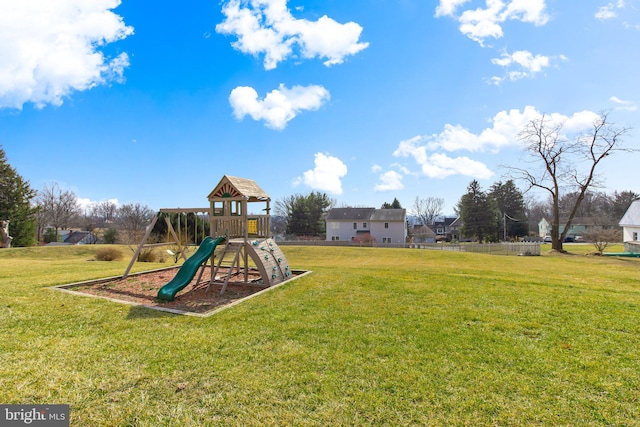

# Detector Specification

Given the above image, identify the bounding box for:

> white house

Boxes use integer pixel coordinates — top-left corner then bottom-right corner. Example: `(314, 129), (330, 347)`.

(538, 218), (551, 239)
(325, 208), (407, 244)
(619, 200), (640, 244)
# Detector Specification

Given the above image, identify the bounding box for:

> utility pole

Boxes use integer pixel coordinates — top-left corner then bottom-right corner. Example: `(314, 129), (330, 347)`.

(503, 212), (521, 241)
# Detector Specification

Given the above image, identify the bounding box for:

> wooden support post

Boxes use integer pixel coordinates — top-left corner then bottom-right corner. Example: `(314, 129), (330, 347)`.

(123, 215), (159, 279)
(165, 216), (187, 261)
(220, 245), (242, 295)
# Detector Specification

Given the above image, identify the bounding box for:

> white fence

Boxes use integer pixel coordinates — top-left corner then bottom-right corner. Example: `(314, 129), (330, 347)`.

(409, 242), (540, 256)
(278, 241), (541, 256)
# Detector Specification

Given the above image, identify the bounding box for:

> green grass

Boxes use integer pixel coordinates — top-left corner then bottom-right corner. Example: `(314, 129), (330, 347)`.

(1, 244), (639, 426)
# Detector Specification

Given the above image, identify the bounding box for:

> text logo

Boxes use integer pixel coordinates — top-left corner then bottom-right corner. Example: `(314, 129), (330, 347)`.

(1, 405), (69, 427)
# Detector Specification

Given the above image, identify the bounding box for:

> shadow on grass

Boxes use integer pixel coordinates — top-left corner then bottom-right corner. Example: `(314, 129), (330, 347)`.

(126, 305), (175, 319)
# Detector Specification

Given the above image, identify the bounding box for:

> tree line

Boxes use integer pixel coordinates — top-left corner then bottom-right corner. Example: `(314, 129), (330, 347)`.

(1, 111), (637, 251)
(455, 179), (637, 243)
(1, 146), (158, 247)
(34, 182), (157, 245)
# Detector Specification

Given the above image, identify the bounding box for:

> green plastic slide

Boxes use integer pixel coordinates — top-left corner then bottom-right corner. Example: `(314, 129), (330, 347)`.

(157, 236), (225, 301)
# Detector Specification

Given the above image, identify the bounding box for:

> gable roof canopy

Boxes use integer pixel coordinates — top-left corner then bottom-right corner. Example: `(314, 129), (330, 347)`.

(620, 200), (640, 226)
(207, 175), (270, 202)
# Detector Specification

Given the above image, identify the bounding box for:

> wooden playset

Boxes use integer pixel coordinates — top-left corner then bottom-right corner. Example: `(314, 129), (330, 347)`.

(125, 176), (292, 300)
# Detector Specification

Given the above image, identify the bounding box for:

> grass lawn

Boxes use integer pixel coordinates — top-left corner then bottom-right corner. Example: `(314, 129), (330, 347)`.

(1, 243), (639, 426)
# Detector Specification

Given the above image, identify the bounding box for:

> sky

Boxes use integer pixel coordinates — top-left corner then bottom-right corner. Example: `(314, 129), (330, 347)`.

(1, 0), (639, 216)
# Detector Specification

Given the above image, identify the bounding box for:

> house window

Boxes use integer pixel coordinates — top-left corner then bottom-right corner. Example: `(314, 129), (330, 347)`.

(363, 222), (367, 229)
(634, 232), (638, 241)
(382, 237), (391, 243)
(437, 226), (444, 234)
(385, 222), (389, 229)
(353, 222), (357, 229)
(331, 236), (340, 241)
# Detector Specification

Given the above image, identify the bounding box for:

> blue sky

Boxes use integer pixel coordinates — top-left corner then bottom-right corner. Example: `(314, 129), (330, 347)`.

(1, 0), (639, 215)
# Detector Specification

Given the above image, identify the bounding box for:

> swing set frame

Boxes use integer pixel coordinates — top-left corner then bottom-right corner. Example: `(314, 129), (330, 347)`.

(123, 208), (209, 279)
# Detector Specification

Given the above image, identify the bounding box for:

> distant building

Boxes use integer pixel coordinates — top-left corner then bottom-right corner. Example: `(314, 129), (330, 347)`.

(539, 217), (610, 242)
(431, 217), (462, 242)
(325, 208), (406, 244)
(619, 200), (640, 252)
(45, 229), (100, 245)
(411, 225), (437, 243)
(64, 230), (100, 245)
(538, 218), (551, 239)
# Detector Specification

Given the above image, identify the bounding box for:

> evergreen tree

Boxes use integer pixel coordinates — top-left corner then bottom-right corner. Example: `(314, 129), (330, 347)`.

(457, 180), (497, 242)
(0, 146), (37, 246)
(489, 180), (529, 240)
(276, 192), (333, 237)
(381, 197), (402, 209)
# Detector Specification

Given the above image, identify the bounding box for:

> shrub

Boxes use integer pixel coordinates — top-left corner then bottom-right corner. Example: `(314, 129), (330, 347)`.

(582, 227), (622, 254)
(95, 247), (123, 261)
(137, 248), (158, 263)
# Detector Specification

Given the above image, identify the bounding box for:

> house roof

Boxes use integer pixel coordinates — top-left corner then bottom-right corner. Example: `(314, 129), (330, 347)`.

(325, 208), (405, 221)
(207, 175), (270, 202)
(540, 217), (604, 227)
(449, 217), (462, 227)
(412, 225), (437, 237)
(64, 231), (97, 244)
(620, 200), (640, 226)
(370, 209), (406, 221)
(326, 208), (376, 221)
(424, 216), (461, 234)
(430, 217), (459, 227)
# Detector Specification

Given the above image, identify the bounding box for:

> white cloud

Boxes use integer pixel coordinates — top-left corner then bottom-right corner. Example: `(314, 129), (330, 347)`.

(421, 153), (494, 179)
(436, 0), (549, 45)
(560, 110), (602, 133)
(392, 106), (603, 179)
(229, 83), (330, 129)
(216, 0), (368, 70)
(610, 95), (638, 111)
(0, 0), (133, 109)
(490, 50), (556, 83)
(435, 0), (472, 17)
(371, 164), (382, 172)
(426, 106), (540, 153)
(595, 1), (626, 20)
(77, 198), (95, 211)
(393, 137), (494, 179)
(294, 153), (347, 195)
(77, 197), (120, 211)
(374, 171), (404, 192)
(492, 50), (549, 73)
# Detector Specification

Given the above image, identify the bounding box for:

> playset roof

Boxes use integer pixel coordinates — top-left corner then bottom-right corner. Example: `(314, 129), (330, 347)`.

(207, 175), (270, 202)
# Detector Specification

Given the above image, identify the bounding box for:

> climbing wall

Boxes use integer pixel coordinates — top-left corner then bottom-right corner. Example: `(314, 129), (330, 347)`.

(246, 238), (292, 286)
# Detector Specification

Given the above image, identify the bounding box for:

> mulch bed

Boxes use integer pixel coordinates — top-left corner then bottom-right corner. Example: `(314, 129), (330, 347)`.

(65, 266), (275, 315)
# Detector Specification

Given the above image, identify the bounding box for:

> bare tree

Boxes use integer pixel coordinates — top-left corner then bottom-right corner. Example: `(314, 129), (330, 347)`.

(117, 202), (155, 244)
(36, 182), (81, 242)
(510, 112), (633, 252)
(412, 196), (444, 226)
(96, 200), (118, 226)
